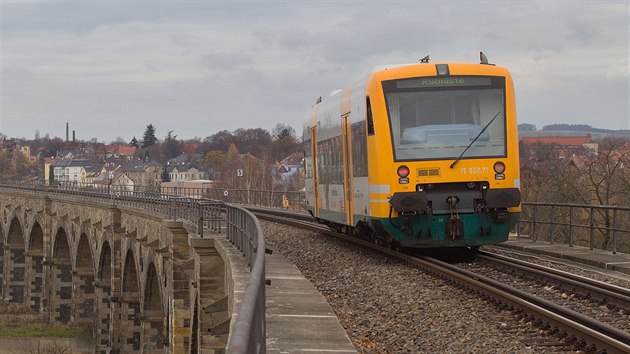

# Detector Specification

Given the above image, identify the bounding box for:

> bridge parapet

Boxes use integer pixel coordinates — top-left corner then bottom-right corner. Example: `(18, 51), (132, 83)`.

(0, 182), (264, 353)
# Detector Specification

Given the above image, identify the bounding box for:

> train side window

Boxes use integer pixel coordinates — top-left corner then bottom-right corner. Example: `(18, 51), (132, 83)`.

(304, 139), (312, 179)
(366, 97), (374, 136)
(352, 121), (368, 177)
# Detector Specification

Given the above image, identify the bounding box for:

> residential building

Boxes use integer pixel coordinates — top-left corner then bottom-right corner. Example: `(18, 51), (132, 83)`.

(122, 160), (163, 191)
(276, 152), (303, 185)
(101, 145), (137, 160)
(84, 165), (103, 185)
(1, 141), (36, 164)
(169, 164), (208, 182)
(53, 159), (95, 183)
(520, 135), (598, 162)
(43, 157), (59, 183)
(93, 171), (135, 193)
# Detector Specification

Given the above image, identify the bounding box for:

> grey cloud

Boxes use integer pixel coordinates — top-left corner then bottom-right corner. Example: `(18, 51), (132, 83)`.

(201, 52), (253, 72)
(1, 1), (628, 142)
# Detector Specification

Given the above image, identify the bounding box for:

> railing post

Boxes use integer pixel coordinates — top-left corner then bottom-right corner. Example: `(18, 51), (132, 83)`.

(198, 202), (204, 238)
(549, 205), (555, 244)
(532, 204), (537, 242)
(589, 207), (595, 251)
(611, 208), (617, 254)
(569, 206), (574, 247)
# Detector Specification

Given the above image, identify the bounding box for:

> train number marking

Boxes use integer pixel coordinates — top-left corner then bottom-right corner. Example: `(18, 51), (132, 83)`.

(460, 167), (489, 174)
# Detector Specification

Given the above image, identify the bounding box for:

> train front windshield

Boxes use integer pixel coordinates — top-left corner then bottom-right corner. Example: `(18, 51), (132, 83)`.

(383, 76), (507, 162)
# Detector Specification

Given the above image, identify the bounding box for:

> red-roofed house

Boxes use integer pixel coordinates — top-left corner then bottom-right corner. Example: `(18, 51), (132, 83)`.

(276, 152), (303, 185)
(520, 135), (598, 161)
(100, 145), (137, 160)
(116, 146), (137, 158)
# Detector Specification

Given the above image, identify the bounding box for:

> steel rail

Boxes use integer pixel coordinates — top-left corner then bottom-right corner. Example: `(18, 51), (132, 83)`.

(411, 255), (630, 354)
(477, 250), (630, 308)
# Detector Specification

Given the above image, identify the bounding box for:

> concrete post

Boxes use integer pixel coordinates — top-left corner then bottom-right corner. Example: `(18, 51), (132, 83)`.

(190, 237), (227, 353)
(162, 220), (191, 354)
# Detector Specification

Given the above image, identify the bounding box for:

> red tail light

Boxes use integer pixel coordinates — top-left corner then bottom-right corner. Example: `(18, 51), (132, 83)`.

(493, 162), (506, 174)
(397, 165), (410, 178)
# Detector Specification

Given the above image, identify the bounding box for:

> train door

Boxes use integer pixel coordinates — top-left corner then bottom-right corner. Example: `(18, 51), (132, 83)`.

(341, 88), (354, 226)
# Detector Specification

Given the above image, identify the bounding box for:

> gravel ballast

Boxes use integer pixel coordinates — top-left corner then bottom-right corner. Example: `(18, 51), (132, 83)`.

(261, 221), (593, 354)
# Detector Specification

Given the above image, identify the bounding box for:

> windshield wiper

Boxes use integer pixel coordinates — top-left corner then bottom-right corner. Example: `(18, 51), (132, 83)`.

(450, 110), (502, 169)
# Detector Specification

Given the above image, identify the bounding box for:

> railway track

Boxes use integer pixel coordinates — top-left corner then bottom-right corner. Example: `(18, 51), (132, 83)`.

(248, 206), (630, 354)
(475, 251), (630, 308)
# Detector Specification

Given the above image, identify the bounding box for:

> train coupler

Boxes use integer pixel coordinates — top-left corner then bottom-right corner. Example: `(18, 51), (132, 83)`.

(446, 217), (464, 240)
(446, 196), (464, 240)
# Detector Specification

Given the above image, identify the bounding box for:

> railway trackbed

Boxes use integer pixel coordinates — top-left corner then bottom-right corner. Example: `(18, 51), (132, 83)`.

(247, 206), (630, 354)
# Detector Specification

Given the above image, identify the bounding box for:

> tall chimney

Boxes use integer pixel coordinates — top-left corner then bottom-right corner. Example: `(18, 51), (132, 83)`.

(66, 122), (69, 142)
(73, 130), (76, 143)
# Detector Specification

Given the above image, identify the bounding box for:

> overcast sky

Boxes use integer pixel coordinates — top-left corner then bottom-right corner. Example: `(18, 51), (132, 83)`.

(1, 1), (628, 143)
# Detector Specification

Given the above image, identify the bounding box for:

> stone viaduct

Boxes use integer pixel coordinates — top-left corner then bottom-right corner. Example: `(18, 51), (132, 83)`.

(0, 186), (248, 353)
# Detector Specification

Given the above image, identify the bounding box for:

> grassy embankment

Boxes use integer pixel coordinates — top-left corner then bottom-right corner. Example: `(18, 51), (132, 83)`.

(0, 304), (86, 338)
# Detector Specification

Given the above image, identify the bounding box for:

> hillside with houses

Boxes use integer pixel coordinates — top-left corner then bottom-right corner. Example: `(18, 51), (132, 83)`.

(0, 124), (304, 198)
(3, 123), (630, 206)
(518, 125), (630, 206)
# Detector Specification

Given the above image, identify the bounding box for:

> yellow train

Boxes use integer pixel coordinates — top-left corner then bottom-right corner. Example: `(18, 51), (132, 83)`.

(303, 54), (521, 248)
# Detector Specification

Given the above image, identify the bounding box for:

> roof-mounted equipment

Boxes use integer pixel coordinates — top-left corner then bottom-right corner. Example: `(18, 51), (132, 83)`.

(480, 51), (495, 66)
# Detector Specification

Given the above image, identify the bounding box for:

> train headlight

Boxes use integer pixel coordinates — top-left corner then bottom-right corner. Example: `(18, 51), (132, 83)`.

(397, 165), (410, 178)
(466, 182), (476, 189)
(493, 162), (506, 174)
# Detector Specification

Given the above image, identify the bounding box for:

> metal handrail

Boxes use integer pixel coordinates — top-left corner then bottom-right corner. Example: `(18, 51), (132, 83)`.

(517, 202), (630, 254)
(225, 205), (266, 354)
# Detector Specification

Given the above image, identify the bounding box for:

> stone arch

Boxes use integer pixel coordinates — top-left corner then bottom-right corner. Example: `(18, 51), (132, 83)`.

(143, 262), (166, 351)
(121, 249), (141, 351)
(74, 233), (96, 333)
(96, 240), (112, 353)
(6, 217), (26, 303)
(52, 227), (73, 323)
(27, 221), (44, 311)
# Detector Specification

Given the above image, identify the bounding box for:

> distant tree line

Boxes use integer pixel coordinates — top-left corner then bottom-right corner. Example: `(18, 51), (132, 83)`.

(520, 123), (630, 134)
(129, 122), (301, 164)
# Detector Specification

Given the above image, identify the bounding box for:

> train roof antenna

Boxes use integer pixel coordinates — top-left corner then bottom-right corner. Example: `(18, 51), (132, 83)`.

(480, 52), (495, 66)
(480, 52), (488, 64)
(420, 55), (430, 63)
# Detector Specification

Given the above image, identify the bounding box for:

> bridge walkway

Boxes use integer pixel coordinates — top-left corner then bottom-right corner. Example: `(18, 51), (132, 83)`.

(265, 250), (357, 353)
